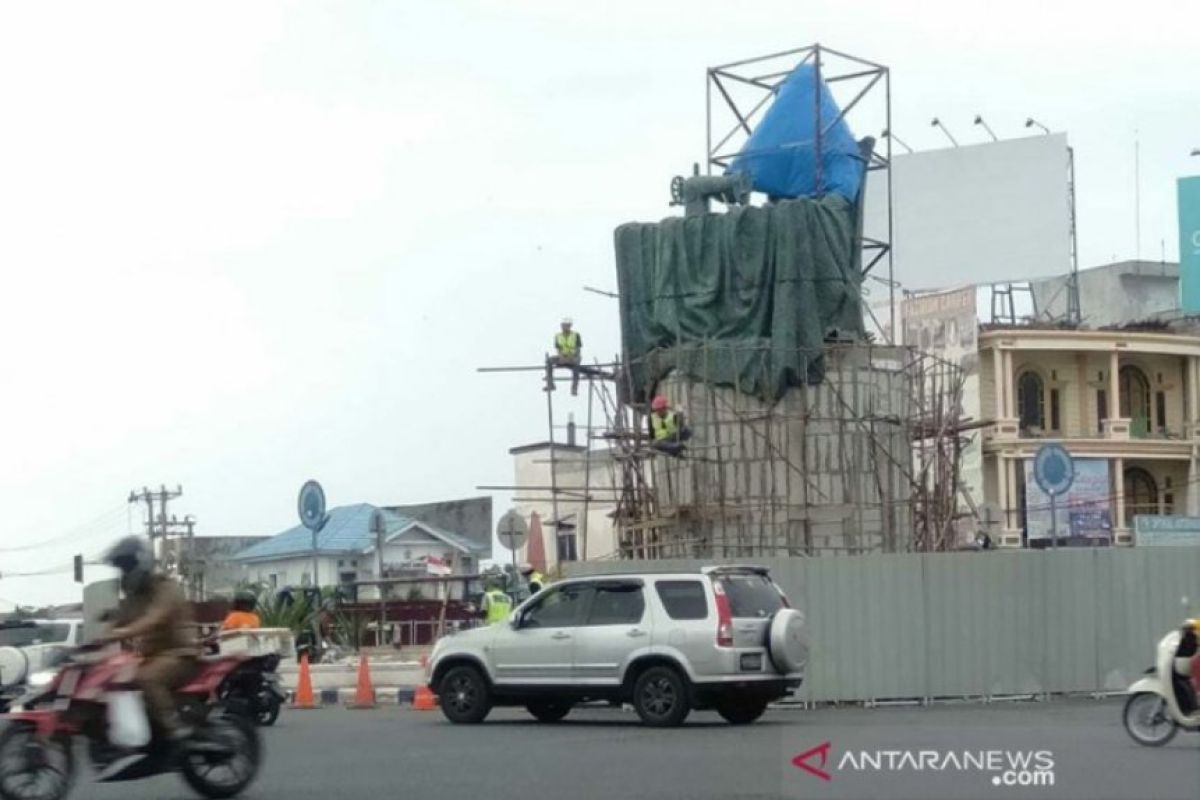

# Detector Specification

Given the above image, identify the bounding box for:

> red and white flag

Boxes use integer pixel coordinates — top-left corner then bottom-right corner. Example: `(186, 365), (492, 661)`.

(425, 555), (452, 576)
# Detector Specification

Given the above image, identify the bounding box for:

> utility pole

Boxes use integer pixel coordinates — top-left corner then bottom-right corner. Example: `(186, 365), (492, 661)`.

(127, 486), (193, 592)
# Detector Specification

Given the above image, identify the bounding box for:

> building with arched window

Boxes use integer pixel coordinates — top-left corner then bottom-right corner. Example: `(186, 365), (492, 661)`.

(981, 327), (1200, 547)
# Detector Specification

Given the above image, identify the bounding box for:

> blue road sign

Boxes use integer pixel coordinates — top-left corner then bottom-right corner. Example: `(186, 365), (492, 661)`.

(1033, 443), (1074, 497)
(297, 480), (327, 531)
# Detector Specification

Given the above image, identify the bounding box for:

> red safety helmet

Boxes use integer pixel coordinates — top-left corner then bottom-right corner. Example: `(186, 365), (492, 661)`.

(651, 395), (669, 412)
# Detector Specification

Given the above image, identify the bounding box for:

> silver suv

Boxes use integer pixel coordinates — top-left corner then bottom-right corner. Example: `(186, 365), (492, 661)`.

(427, 566), (807, 726)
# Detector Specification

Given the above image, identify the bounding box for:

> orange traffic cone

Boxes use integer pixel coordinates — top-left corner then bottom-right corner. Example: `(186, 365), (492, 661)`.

(412, 684), (438, 711)
(346, 655), (377, 709)
(292, 653), (318, 709)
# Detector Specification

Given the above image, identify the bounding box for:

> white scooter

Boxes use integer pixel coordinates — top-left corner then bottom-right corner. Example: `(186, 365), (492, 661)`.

(1123, 620), (1200, 746)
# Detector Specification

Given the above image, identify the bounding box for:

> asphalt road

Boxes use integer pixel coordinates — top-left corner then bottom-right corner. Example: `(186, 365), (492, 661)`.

(74, 698), (1198, 800)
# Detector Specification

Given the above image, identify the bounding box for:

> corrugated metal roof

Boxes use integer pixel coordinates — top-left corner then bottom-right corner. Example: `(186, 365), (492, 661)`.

(232, 503), (485, 563)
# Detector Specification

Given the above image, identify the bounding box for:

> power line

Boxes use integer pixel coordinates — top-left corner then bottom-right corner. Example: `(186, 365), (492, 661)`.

(0, 504), (129, 553)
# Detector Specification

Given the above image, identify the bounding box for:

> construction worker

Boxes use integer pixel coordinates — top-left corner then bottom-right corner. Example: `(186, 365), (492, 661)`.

(99, 536), (199, 743)
(545, 317), (582, 396)
(221, 590), (261, 630)
(649, 394), (691, 457)
(520, 563), (545, 595)
(480, 577), (513, 626)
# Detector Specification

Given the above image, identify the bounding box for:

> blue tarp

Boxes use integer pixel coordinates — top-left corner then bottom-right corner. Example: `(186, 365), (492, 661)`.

(726, 64), (864, 202)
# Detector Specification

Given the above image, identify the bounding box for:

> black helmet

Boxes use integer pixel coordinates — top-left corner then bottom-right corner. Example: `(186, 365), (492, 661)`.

(233, 589), (257, 612)
(103, 535), (153, 594)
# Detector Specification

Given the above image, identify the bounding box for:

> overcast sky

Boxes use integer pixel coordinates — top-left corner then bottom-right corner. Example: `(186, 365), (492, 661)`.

(1, 1), (1196, 606)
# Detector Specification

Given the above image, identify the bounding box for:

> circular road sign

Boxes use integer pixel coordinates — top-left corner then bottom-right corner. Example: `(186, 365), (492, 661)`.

(1033, 443), (1075, 497)
(297, 480), (327, 531)
(496, 510), (529, 552)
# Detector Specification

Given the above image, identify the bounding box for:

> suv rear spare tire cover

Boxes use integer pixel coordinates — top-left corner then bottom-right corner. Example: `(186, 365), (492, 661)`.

(767, 609), (807, 674)
(0, 647), (29, 687)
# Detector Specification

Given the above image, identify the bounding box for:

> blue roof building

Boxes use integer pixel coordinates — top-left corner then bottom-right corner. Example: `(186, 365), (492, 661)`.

(233, 503), (487, 592)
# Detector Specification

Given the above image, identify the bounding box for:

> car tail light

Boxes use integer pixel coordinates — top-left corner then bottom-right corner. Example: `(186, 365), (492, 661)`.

(712, 578), (733, 647)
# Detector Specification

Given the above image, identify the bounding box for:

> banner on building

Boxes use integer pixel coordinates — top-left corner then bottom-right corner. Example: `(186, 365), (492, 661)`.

(1179, 176), (1200, 312)
(901, 286), (979, 368)
(1024, 457), (1112, 542)
(1134, 515), (1200, 546)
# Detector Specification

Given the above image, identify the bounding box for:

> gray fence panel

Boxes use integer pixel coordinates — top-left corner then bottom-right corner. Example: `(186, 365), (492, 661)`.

(922, 553), (992, 698)
(1094, 549), (1152, 690)
(1041, 550), (1100, 693)
(561, 549), (1200, 702)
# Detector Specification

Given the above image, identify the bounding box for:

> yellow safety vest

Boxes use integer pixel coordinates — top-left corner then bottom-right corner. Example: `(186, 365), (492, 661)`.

(483, 590), (512, 625)
(555, 331), (580, 357)
(651, 411), (679, 442)
(528, 571), (545, 593)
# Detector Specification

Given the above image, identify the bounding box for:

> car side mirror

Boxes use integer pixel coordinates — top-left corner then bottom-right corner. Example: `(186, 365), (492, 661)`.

(508, 610), (521, 629)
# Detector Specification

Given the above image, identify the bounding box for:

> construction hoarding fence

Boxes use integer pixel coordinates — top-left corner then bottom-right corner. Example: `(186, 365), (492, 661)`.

(566, 547), (1200, 703)
(600, 342), (966, 558)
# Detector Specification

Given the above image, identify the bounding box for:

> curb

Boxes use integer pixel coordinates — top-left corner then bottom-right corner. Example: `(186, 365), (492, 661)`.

(285, 687), (424, 707)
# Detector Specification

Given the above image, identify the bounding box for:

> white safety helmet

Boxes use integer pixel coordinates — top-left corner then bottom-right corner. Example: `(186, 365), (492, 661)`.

(519, 563), (534, 575)
(561, 317), (573, 326)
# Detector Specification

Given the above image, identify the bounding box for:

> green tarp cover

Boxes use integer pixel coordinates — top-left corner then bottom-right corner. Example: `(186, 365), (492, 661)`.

(614, 195), (864, 401)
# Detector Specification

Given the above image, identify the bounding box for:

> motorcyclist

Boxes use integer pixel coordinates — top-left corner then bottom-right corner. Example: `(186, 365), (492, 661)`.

(221, 590), (262, 630)
(100, 536), (199, 742)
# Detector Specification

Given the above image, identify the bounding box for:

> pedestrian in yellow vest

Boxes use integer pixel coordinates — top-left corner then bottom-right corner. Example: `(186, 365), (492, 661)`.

(545, 317), (582, 396)
(649, 394), (691, 457)
(480, 578), (512, 626)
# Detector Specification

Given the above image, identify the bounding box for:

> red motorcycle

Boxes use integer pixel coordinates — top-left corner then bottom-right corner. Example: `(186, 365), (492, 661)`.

(0, 643), (261, 800)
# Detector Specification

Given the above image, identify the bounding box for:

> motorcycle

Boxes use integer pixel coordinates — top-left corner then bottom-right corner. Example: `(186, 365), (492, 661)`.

(1122, 622), (1200, 746)
(217, 654), (286, 727)
(0, 643), (261, 800)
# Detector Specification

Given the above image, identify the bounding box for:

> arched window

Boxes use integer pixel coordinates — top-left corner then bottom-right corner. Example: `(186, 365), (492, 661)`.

(1123, 467), (1158, 527)
(1016, 371), (1044, 431)
(1119, 365), (1151, 436)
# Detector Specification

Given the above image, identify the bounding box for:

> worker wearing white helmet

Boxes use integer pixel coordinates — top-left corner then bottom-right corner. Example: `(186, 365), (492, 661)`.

(545, 317), (583, 396)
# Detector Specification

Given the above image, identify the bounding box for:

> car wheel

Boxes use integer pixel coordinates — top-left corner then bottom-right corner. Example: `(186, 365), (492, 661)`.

(632, 666), (690, 727)
(438, 666), (492, 724)
(716, 699), (768, 725)
(526, 701), (571, 723)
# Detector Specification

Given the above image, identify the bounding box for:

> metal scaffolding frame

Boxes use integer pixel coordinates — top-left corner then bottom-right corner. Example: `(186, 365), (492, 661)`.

(601, 342), (967, 560)
(706, 44), (896, 341)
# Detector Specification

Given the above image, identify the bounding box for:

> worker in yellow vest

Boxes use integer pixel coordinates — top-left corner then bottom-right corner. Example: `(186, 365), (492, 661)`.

(545, 317), (582, 396)
(520, 563), (546, 596)
(649, 394), (691, 457)
(480, 577), (513, 626)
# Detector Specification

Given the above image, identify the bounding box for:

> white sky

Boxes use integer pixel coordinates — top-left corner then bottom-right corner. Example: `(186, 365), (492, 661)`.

(1, 1), (1196, 606)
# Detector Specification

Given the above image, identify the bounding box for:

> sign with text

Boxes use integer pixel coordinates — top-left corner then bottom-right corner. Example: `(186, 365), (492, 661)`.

(1134, 515), (1200, 546)
(1024, 457), (1111, 542)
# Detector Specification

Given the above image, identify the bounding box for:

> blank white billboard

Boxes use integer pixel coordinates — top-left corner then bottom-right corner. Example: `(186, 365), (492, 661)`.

(863, 134), (1072, 292)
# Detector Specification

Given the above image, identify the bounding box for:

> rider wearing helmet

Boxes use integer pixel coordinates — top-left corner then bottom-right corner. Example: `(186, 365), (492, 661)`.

(101, 536), (198, 741)
(221, 590), (262, 630)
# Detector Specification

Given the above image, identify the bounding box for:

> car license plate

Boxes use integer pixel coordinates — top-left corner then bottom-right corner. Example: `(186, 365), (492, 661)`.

(740, 653), (763, 671)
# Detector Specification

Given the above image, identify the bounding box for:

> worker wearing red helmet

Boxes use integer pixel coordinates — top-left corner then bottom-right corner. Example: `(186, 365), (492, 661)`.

(648, 394), (691, 457)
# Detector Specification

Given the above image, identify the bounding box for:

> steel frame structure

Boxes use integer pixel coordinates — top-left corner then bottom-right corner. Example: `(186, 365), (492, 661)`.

(706, 44), (896, 341)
